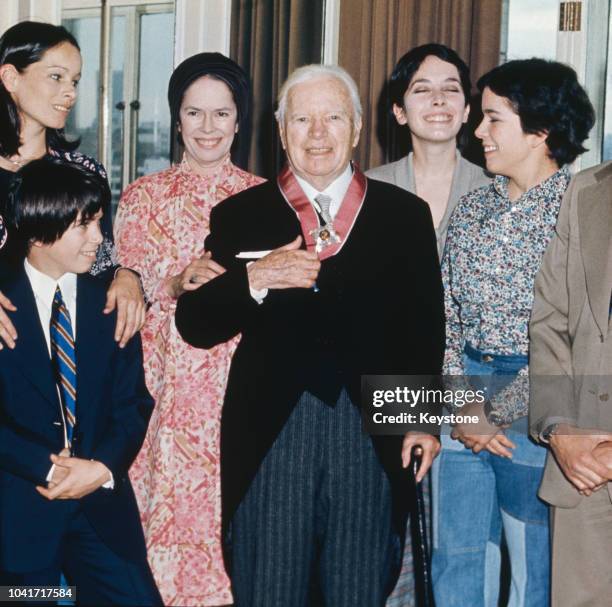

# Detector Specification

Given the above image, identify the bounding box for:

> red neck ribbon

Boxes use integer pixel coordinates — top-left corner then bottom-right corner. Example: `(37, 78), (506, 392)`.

(277, 164), (367, 260)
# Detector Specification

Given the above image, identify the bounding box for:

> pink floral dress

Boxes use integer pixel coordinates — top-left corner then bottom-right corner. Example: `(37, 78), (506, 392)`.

(114, 156), (263, 606)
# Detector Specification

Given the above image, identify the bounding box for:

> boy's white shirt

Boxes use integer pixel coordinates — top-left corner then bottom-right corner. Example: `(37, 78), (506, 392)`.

(24, 259), (113, 489)
(24, 259), (77, 353)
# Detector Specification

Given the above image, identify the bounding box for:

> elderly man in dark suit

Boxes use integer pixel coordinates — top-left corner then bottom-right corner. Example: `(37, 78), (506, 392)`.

(530, 161), (612, 606)
(176, 64), (444, 606)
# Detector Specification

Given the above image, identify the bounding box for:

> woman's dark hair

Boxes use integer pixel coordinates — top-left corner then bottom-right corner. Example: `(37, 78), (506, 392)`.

(388, 43), (472, 151)
(0, 21), (80, 157)
(168, 52), (250, 148)
(477, 58), (595, 167)
(389, 43), (472, 109)
(3, 156), (109, 260)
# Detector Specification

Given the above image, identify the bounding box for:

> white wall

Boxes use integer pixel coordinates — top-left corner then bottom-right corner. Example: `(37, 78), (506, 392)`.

(173, 0), (231, 65)
(0, 0), (61, 34)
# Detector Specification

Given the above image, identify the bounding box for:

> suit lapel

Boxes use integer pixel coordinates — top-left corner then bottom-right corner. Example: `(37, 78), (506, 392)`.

(75, 275), (109, 436)
(578, 164), (612, 335)
(4, 270), (60, 412)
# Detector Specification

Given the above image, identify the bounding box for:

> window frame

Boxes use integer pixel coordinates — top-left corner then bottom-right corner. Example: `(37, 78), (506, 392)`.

(62, 0), (174, 209)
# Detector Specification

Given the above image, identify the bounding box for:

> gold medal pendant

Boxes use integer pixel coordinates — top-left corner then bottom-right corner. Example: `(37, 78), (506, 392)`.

(277, 163), (367, 261)
(311, 222), (341, 253)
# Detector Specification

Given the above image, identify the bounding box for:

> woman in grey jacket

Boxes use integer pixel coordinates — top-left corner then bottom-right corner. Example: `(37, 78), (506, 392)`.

(367, 43), (489, 607)
(367, 43), (489, 258)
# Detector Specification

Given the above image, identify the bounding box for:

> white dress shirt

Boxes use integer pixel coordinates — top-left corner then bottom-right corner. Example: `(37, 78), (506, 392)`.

(294, 163), (353, 221)
(250, 164), (354, 302)
(24, 260), (113, 488)
(25, 259), (77, 355)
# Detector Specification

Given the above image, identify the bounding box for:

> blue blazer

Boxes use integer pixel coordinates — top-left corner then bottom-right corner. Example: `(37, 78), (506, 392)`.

(0, 269), (153, 573)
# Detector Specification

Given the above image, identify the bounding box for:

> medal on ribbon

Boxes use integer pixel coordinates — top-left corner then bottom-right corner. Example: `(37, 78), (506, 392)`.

(310, 193), (341, 253)
(311, 222), (340, 252)
(277, 164), (367, 261)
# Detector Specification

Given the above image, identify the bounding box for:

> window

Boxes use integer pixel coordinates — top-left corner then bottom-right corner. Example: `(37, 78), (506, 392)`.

(500, 0), (559, 62)
(602, 12), (612, 160)
(63, 1), (174, 212)
(500, 0), (612, 169)
(63, 13), (101, 160)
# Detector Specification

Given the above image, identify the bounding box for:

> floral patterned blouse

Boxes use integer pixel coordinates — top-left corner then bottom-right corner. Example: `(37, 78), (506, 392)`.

(442, 167), (571, 423)
(0, 213), (5, 250)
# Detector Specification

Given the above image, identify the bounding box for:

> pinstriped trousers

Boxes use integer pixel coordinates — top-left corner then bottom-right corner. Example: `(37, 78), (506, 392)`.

(230, 389), (400, 607)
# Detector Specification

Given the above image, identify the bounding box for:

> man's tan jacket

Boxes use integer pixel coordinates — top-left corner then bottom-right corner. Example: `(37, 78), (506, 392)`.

(530, 161), (612, 508)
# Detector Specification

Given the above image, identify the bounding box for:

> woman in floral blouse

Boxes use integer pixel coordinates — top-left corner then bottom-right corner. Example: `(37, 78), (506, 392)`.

(114, 53), (263, 606)
(431, 59), (594, 607)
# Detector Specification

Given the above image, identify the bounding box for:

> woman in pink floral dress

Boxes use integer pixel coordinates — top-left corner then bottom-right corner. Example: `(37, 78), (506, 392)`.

(114, 53), (263, 607)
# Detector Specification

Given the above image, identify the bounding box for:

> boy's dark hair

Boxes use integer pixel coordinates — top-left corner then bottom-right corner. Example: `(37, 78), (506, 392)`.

(477, 58), (595, 167)
(0, 21), (80, 157)
(389, 43), (472, 109)
(3, 156), (109, 261)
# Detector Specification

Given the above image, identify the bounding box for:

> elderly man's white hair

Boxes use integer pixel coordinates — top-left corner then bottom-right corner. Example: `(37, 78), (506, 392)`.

(275, 64), (363, 124)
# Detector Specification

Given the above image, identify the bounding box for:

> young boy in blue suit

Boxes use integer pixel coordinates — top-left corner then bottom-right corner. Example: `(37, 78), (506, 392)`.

(0, 157), (161, 606)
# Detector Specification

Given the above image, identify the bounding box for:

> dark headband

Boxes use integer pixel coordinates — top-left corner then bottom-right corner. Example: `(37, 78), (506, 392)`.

(167, 52), (250, 127)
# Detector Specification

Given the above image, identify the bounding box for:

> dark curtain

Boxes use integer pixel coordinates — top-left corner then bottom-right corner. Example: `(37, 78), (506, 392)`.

(338, 0), (503, 171)
(231, 0), (325, 178)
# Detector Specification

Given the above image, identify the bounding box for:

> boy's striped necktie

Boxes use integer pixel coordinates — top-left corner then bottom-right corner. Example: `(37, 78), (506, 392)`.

(50, 286), (76, 445)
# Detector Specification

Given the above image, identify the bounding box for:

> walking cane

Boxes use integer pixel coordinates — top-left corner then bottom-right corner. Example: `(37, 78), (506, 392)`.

(410, 448), (435, 607)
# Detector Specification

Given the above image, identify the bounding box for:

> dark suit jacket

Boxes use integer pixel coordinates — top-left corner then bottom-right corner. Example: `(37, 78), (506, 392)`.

(175, 176), (445, 534)
(0, 269), (153, 573)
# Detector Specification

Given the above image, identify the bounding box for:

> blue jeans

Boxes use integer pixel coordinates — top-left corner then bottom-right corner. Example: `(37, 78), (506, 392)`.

(431, 345), (550, 607)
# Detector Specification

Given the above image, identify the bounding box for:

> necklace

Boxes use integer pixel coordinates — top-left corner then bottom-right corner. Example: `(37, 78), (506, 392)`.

(3, 151), (43, 168)
(7, 155), (33, 168)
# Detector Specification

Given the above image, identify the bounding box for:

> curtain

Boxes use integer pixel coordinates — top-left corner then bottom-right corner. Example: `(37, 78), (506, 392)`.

(338, 0), (503, 170)
(231, 0), (325, 178)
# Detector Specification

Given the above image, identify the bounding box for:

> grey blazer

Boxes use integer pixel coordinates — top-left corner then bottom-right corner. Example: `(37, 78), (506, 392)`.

(530, 161), (612, 508)
(366, 151), (490, 257)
